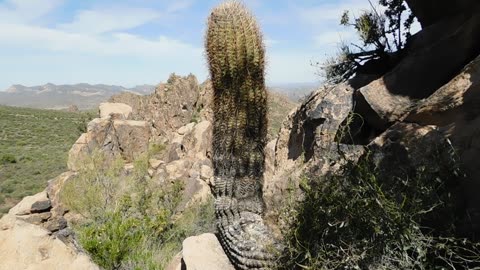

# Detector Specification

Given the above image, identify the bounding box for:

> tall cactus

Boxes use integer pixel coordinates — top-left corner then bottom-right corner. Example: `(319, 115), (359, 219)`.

(206, 1), (278, 269)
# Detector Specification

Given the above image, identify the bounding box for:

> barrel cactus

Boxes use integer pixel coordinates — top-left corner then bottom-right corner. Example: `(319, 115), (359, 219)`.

(206, 1), (278, 269)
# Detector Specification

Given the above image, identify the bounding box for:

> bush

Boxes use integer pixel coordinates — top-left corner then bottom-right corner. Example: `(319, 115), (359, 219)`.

(319, 0), (416, 84)
(62, 151), (215, 269)
(1, 154), (16, 164)
(278, 150), (480, 269)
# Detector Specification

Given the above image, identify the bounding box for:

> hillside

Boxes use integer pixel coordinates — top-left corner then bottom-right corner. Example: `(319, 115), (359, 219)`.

(0, 83), (156, 110)
(267, 90), (298, 138)
(0, 105), (95, 214)
(0, 82), (295, 215)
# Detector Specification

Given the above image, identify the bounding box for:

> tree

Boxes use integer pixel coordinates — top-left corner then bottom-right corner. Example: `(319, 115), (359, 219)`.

(320, 0), (416, 84)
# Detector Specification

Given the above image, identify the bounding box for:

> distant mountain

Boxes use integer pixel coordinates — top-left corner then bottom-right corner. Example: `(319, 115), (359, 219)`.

(269, 82), (321, 102)
(0, 83), (156, 110)
(0, 81), (315, 110)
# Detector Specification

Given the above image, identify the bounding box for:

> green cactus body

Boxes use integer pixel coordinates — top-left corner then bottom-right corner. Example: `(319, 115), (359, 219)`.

(206, 1), (277, 269)
(207, 0), (267, 178)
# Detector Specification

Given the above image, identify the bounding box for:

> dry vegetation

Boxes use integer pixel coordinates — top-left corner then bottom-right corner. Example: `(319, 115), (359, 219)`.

(0, 105), (95, 214)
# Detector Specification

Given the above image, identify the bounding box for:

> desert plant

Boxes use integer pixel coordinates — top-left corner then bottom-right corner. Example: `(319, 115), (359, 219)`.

(206, 0), (268, 174)
(320, 0), (416, 84)
(62, 151), (216, 269)
(206, 2), (279, 268)
(1, 154), (16, 164)
(278, 147), (480, 269)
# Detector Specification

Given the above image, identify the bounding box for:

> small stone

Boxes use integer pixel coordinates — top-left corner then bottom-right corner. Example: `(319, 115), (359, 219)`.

(182, 233), (235, 270)
(44, 217), (67, 233)
(124, 163), (135, 174)
(149, 159), (164, 170)
(9, 191), (49, 216)
(30, 200), (52, 213)
(18, 212), (52, 225)
(200, 165), (213, 181)
(177, 123), (195, 135)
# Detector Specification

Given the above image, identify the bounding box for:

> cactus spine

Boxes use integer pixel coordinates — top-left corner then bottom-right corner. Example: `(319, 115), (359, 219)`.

(206, 1), (277, 269)
(206, 0), (267, 171)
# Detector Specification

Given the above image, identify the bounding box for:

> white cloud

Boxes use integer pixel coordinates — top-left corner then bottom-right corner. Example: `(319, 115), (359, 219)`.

(59, 8), (161, 34)
(0, 23), (202, 58)
(166, 0), (194, 13)
(266, 50), (319, 84)
(265, 38), (279, 47)
(314, 30), (356, 47)
(298, 0), (374, 26)
(0, 0), (64, 23)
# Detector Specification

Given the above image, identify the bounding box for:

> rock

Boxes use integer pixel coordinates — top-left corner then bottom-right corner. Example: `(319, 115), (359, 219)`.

(184, 178), (212, 208)
(165, 160), (191, 180)
(265, 83), (361, 217)
(165, 251), (183, 270)
(177, 123), (195, 135)
(0, 215), (99, 270)
(264, 139), (276, 178)
(182, 233), (235, 270)
(99, 102), (132, 120)
(149, 159), (164, 170)
(400, 54), (480, 237)
(112, 120), (150, 161)
(9, 191), (49, 216)
(44, 217), (68, 233)
(17, 212), (52, 226)
(274, 83), (355, 172)
(109, 74), (201, 137)
(67, 104), (79, 112)
(124, 163), (135, 173)
(68, 118), (150, 170)
(200, 165), (213, 181)
(182, 121), (212, 159)
(405, 54), (480, 126)
(364, 123), (469, 233)
(30, 200), (52, 214)
(356, 9), (480, 130)
(405, 0), (478, 27)
(367, 123), (446, 175)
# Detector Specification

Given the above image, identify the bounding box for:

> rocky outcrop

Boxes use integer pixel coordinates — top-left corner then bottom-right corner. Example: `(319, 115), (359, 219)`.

(405, 0), (479, 27)
(0, 173), (98, 270)
(68, 117), (150, 171)
(264, 83), (365, 228)
(109, 74), (207, 137)
(98, 102), (132, 119)
(356, 7), (480, 130)
(264, 47), (480, 242)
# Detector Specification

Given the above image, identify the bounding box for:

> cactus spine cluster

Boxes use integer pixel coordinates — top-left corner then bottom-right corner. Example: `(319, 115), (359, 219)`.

(206, 1), (277, 269)
(206, 0), (267, 173)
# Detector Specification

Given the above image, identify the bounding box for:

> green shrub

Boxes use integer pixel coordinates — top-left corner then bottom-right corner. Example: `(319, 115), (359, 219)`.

(1, 154), (16, 164)
(148, 142), (166, 157)
(79, 211), (148, 269)
(279, 151), (480, 269)
(0, 105), (88, 215)
(62, 151), (215, 269)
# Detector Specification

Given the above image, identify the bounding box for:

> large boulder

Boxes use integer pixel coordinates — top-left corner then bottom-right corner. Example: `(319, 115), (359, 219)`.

(264, 83), (364, 231)
(68, 118), (150, 170)
(402, 54), (480, 237)
(181, 233), (235, 270)
(109, 74), (202, 137)
(356, 8), (480, 130)
(98, 102), (132, 119)
(0, 173), (99, 270)
(0, 215), (98, 270)
(405, 0), (479, 27)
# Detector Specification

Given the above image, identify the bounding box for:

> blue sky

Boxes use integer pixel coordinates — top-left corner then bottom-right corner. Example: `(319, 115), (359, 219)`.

(0, 0), (416, 89)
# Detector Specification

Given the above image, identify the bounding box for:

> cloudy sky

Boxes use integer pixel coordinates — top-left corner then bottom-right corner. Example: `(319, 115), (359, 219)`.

(0, 0), (412, 89)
